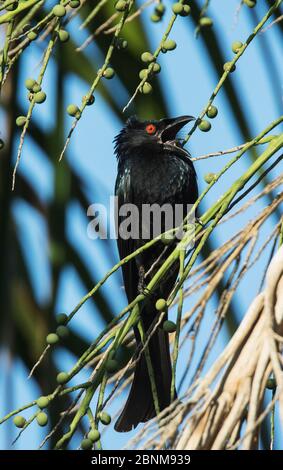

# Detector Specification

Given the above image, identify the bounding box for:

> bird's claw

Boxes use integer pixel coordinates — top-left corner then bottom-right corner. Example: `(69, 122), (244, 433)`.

(138, 266), (151, 298)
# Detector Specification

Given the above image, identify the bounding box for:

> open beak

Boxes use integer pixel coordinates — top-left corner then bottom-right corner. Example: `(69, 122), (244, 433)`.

(159, 115), (195, 143)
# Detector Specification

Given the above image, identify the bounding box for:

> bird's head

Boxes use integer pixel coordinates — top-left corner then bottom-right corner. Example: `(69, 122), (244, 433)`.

(114, 115), (195, 161)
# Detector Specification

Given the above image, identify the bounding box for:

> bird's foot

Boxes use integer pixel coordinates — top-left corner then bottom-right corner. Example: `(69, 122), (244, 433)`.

(138, 266), (151, 298)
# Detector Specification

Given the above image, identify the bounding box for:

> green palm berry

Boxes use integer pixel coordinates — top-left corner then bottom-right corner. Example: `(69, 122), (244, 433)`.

(206, 105), (218, 119)
(25, 78), (36, 90)
(36, 396), (49, 409)
(32, 83), (41, 93)
(223, 61), (236, 72)
(13, 415), (26, 428)
(6, 1), (18, 11)
(204, 172), (216, 184)
(82, 94), (95, 105)
(141, 52), (155, 63)
(116, 38), (128, 49)
(115, 0), (127, 12)
(141, 82), (152, 94)
(81, 438), (93, 450)
(56, 313), (68, 324)
(58, 29), (69, 42)
(0, 139), (4, 150)
(52, 4), (66, 17)
(36, 412), (48, 427)
(103, 67), (115, 79)
(16, 116), (26, 127)
(56, 325), (69, 338)
(105, 359), (119, 374)
(162, 39), (176, 51)
(180, 4), (190, 16)
(120, 39), (128, 49)
(199, 16), (213, 27)
(151, 14), (161, 22)
(99, 412), (111, 425)
(232, 41), (243, 54)
(152, 62), (161, 73)
(46, 333), (59, 345)
(34, 91), (46, 103)
(67, 104), (79, 116)
(266, 378), (276, 390)
(27, 31), (37, 41)
(172, 3), (183, 15)
(56, 372), (68, 384)
(139, 69), (148, 80)
(163, 320), (177, 333)
(198, 120), (211, 132)
(155, 298), (167, 311)
(69, 0), (80, 7)
(244, 0), (256, 7)
(155, 4), (165, 15)
(160, 233), (174, 245)
(88, 429), (100, 442)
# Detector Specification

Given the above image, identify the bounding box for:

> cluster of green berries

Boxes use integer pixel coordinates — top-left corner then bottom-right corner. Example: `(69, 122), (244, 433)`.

(13, 396), (49, 429)
(197, 104), (218, 133)
(139, 52), (160, 94)
(45, 313), (69, 346)
(80, 412), (111, 449)
(172, 3), (191, 17)
(151, 3), (166, 23)
(138, 38), (175, 94)
(67, 90), (96, 118)
(16, 78), (47, 126)
(155, 299), (177, 332)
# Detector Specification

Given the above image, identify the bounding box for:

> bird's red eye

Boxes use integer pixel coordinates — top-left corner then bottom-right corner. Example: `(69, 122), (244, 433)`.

(146, 124), (157, 135)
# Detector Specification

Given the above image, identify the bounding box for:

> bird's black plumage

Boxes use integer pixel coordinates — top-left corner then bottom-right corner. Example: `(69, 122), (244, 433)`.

(114, 116), (198, 432)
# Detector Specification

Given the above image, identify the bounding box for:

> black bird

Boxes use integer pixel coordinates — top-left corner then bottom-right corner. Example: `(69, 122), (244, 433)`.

(114, 116), (198, 432)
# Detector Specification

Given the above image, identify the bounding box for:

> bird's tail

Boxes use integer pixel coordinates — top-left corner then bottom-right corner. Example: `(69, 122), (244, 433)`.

(114, 313), (175, 433)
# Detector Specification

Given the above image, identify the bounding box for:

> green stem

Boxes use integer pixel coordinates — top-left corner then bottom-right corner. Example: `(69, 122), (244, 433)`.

(80, 0), (108, 30)
(0, 0), (40, 24)
(0, 19), (14, 92)
(137, 317), (160, 416)
(59, 0), (135, 160)
(12, 23), (59, 189)
(171, 249), (185, 402)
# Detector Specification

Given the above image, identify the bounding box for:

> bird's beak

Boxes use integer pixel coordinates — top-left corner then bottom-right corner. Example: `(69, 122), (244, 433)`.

(159, 115), (195, 143)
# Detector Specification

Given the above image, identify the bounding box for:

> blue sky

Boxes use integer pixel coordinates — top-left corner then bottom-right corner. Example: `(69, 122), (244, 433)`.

(0, 0), (282, 449)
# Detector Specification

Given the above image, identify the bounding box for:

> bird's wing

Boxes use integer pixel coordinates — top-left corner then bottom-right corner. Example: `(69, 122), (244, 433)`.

(115, 164), (139, 303)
